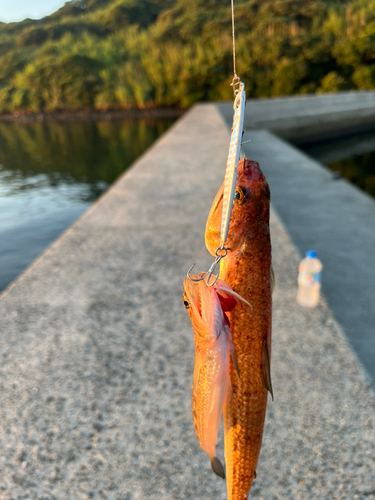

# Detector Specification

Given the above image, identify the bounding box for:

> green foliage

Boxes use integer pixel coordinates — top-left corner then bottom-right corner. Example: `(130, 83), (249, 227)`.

(0, 0), (375, 113)
(352, 64), (375, 88)
(317, 71), (347, 92)
(272, 58), (308, 95)
(11, 54), (102, 110)
(105, 0), (162, 30)
(16, 28), (48, 47)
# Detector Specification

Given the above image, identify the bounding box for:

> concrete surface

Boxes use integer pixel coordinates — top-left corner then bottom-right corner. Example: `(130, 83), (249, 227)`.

(218, 91), (375, 143)
(0, 105), (374, 499)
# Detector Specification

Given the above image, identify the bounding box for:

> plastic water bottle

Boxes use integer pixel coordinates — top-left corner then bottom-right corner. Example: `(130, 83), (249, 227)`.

(296, 250), (323, 308)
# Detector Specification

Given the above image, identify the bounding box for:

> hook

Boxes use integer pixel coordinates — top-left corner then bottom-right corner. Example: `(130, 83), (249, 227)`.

(186, 247), (227, 287)
(186, 264), (208, 282)
(205, 255), (222, 286)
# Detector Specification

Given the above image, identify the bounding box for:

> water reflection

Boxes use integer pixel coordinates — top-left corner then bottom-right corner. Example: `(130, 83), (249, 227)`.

(327, 153), (375, 199)
(0, 118), (175, 291)
(301, 131), (375, 199)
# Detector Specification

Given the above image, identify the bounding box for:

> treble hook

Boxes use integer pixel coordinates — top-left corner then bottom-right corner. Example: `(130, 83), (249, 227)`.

(186, 247), (228, 287)
(186, 264), (208, 282)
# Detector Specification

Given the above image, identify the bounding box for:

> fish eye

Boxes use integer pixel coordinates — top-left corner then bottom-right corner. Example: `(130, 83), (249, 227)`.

(182, 297), (190, 308)
(234, 186), (249, 205)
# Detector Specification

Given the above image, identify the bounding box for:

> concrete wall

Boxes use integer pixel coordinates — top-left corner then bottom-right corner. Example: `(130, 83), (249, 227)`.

(218, 92), (375, 383)
(218, 90), (375, 143)
(241, 129), (375, 384)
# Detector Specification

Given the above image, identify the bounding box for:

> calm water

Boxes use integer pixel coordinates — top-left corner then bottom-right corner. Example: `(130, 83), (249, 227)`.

(302, 131), (375, 199)
(0, 118), (175, 292)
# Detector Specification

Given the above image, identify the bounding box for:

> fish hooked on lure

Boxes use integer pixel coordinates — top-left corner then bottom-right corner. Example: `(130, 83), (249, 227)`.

(205, 157), (273, 500)
(182, 275), (251, 479)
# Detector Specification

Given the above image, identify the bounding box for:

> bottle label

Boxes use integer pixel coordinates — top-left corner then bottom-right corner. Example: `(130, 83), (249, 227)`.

(298, 271), (321, 287)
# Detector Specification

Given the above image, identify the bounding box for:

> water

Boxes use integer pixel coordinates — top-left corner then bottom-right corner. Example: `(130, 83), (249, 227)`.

(301, 131), (375, 199)
(0, 118), (175, 292)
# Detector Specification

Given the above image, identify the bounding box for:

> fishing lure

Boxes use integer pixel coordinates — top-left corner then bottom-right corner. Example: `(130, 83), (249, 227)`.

(186, 82), (246, 286)
(220, 82), (246, 250)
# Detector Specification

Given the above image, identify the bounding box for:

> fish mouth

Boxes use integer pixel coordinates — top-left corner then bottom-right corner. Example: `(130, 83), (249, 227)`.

(186, 273), (203, 318)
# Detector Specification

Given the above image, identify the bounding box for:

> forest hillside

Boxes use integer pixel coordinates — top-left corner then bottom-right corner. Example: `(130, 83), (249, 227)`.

(0, 0), (375, 113)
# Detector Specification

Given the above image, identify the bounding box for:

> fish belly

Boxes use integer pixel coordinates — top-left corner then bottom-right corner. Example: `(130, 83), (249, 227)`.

(222, 250), (272, 499)
(224, 348), (268, 499)
(192, 335), (230, 459)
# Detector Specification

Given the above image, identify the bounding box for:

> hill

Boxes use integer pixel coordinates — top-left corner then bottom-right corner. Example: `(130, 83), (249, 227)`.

(0, 0), (374, 114)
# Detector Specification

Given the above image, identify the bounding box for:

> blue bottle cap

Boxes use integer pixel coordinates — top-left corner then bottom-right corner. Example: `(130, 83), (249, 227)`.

(306, 250), (317, 258)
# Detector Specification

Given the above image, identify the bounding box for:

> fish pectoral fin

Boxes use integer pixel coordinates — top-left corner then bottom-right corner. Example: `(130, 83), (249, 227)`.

(225, 324), (240, 379)
(271, 264), (275, 294)
(261, 338), (273, 400)
(230, 344), (240, 380)
(216, 288), (237, 312)
(210, 456), (225, 479)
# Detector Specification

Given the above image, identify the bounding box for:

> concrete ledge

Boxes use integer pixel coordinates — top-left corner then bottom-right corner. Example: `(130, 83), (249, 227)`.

(0, 104), (374, 498)
(237, 129), (375, 384)
(218, 91), (375, 143)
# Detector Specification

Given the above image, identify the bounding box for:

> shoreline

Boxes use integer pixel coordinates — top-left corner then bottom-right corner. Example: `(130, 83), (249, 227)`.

(0, 106), (186, 123)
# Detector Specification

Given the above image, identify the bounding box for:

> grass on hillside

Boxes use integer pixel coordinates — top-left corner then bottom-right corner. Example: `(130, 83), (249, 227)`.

(0, 0), (375, 113)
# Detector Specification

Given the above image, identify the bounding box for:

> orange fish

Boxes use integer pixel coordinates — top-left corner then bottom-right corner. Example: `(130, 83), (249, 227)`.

(182, 275), (251, 479)
(205, 157), (273, 499)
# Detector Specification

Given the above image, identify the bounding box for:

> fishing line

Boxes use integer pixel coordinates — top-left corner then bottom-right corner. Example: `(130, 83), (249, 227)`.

(187, 0), (246, 287)
(231, 0), (237, 79)
(230, 0), (241, 96)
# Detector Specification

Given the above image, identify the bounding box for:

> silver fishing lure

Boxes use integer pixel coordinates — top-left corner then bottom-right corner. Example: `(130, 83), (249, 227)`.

(220, 81), (246, 250)
(187, 81), (246, 286)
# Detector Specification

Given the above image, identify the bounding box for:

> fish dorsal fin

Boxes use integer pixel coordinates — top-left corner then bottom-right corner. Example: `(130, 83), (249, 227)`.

(261, 338), (273, 400)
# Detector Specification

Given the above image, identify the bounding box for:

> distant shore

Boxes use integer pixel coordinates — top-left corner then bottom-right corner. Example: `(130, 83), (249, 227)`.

(0, 107), (186, 123)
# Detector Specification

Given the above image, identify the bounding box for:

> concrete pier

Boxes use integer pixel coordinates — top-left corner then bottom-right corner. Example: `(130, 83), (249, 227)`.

(218, 90), (375, 143)
(219, 96), (375, 384)
(0, 102), (374, 499)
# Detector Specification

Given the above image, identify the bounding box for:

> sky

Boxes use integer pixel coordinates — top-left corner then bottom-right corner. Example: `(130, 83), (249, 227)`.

(0, 0), (66, 23)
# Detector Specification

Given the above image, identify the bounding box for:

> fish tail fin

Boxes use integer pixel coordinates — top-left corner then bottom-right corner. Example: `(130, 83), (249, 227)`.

(210, 456), (225, 479)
